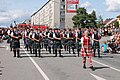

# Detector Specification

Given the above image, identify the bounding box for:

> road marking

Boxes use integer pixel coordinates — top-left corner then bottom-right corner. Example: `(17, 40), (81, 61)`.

(90, 73), (106, 80)
(92, 59), (120, 72)
(6, 46), (8, 50)
(22, 47), (50, 80)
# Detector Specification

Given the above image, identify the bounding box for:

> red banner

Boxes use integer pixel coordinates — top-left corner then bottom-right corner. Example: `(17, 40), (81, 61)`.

(67, 0), (79, 4)
(66, 0), (79, 12)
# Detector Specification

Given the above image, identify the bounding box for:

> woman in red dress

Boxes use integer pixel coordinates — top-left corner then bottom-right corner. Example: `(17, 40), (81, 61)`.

(81, 30), (94, 71)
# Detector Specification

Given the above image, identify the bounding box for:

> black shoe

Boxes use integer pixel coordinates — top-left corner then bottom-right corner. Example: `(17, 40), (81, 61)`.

(59, 55), (63, 57)
(17, 56), (21, 58)
(83, 64), (86, 69)
(90, 66), (95, 71)
(55, 55), (57, 57)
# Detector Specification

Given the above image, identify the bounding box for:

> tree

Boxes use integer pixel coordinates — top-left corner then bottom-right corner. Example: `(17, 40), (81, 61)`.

(114, 21), (119, 28)
(72, 8), (97, 28)
(97, 15), (104, 28)
(91, 10), (97, 20)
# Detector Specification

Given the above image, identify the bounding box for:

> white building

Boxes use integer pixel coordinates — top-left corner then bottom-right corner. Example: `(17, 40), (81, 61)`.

(31, 0), (79, 29)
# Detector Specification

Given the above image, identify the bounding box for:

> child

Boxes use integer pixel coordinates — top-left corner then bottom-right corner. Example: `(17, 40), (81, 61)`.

(101, 41), (109, 53)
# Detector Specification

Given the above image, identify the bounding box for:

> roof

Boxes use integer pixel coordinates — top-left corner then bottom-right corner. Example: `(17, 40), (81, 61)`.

(104, 19), (117, 27)
(31, 0), (51, 17)
(117, 15), (120, 18)
(103, 19), (112, 25)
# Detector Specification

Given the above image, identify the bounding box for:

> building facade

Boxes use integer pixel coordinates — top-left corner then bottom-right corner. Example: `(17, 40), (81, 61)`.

(31, 0), (79, 29)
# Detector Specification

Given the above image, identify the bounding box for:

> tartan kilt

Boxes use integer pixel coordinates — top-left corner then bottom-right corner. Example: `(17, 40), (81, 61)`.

(7, 37), (11, 43)
(67, 40), (74, 47)
(75, 41), (81, 49)
(44, 38), (49, 46)
(48, 39), (53, 47)
(93, 42), (100, 49)
(12, 40), (20, 49)
(81, 45), (94, 57)
(53, 41), (62, 49)
(27, 39), (33, 47)
(32, 41), (40, 49)
(25, 38), (29, 45)
(10, 39), (13, 48)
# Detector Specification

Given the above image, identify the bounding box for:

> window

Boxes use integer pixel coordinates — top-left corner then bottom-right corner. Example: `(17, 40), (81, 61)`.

(61, 5), (65, 9)
(61, 0), (65, 2)
(60, 18), (65, 22)
(60, 11), (65, 15)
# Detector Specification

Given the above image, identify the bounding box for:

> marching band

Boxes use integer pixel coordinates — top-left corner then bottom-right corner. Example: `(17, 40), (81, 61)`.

(6, 27), (102, 71)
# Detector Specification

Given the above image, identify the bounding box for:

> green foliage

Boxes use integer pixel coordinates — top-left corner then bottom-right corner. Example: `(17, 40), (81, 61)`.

(114, 21), (119, 28)
(72, 8), (97, 28)
(97, 15), (104, 28)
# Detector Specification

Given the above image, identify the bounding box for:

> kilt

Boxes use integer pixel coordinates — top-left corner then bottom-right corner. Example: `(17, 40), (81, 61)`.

(81, 45), (94, 57)
(67, 40), (75, 48)
(75, 40), (81, 49)
(53, 40), (62, 49)
(32, 41), (40, 50)
(48, 39), (53, 47)
(25, 38), (29, 45)
(12, 40), (20, 49)
(44, 38), (49, 46)
(93, 41), (100, 49)
(10, 39), (13, 48)
(7, 37), (11, 43)
(27, 39), (33, 47)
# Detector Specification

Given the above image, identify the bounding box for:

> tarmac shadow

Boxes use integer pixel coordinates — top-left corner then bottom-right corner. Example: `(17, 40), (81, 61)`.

(90, 66), (109, 71)
(100, 56), (114, 58)
(63, 55), (77, 57)
(0, 67), (4, 75)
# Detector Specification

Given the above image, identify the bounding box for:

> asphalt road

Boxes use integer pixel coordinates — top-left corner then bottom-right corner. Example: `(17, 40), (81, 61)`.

(0, 37), (120, 80)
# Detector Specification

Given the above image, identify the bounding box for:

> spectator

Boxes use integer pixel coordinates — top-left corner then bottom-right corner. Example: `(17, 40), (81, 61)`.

(101, 41), (109, 53)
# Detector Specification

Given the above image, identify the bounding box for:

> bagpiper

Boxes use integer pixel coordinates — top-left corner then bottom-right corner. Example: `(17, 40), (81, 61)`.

(27, 28), (34, 54)
(7, 27), (13, 51)
(67, 29), (75, 54)
(48, 28), (54, 54)
(11, 27), (22, 58)
(75, 28), (82, 57)
(24, 28), (30, 51)
(63, 29), (68, 51)
(32, 29), (41, 57)
(92, 29), (101, 57)
(43, 29), (49, 51)
(53, 29), (63, 57)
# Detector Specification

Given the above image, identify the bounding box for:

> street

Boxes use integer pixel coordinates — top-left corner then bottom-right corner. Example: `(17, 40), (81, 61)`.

(0, 37), (120, 80)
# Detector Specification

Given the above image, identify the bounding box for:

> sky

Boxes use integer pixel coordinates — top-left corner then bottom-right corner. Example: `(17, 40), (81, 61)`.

(0, 0), (120, 27)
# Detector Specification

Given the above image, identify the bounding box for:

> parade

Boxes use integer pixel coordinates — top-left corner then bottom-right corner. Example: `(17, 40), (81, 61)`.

(1, 0), (120, 80)
(3, 26), (119, 72)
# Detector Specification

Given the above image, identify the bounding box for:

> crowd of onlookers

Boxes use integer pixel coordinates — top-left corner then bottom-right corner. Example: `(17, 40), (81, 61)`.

(101, 27), (120, 53)
(0, 28), (9, 42)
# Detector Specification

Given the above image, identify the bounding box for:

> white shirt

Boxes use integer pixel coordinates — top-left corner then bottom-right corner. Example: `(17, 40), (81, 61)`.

(81, 37), (84, 44)
(53, 33), (56, 38)
(32, 33), (35, 38)
(75, 32), (78, 37)
(24, 31), (27, 36)
(48, 33), (50, 37)
(28, 32), (32, 37)
(67, 33), (69, 38)
(7, 30), (11, 35)
(11, 32), (14, 36)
